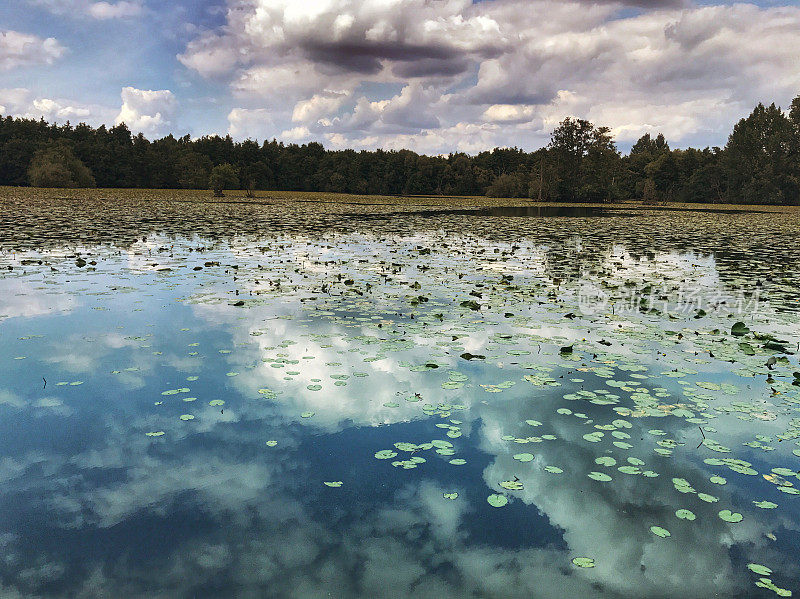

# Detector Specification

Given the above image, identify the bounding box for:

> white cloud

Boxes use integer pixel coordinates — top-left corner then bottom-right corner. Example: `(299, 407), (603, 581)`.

(87, 1), (142, 19)
(115, 86), (177, 136)
(28, 0), (143, 19)
(0, 30), (65, 71)
(280, 125), (312, 142)
(32, 98), (91, 120)
(482, 104), (540, 124)
(0, 87), (115, 125)
(178, 0), (800, 152)
(227, 107), (274, 139)
(292, 90), (351, 123)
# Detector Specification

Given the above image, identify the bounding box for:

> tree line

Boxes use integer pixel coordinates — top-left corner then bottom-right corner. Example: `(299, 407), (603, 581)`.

(1, 93), (798, 204)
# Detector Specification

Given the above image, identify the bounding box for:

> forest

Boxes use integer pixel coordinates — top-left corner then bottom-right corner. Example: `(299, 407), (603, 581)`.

(1, 93), (799, 204)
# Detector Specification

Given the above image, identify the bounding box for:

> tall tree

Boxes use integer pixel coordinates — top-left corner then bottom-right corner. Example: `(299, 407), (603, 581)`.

(724, 102), (798, 205)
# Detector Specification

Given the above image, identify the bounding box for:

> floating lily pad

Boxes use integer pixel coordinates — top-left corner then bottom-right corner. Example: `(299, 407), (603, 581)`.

(747, 564), (773, 576)
(650, 525), (671, 538)
(487, 494), (508, 508)
(500, 480), (524, 490)
(718, 510), (743, 523)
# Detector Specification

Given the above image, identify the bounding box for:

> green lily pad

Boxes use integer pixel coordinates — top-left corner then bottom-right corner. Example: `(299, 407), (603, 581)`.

(500, 480), (524, 490)
(747, 564), (773, 576)
(718, 510), (743, 523)
(487, 494), (508, 508)
(650, 525), (671, 538)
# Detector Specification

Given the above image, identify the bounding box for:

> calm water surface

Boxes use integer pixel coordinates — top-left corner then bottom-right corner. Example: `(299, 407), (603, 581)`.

(0, 195), (799, 598)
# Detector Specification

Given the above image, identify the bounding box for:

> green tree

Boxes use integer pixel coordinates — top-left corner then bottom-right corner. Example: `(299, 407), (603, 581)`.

(626, 133), (670, 199)
(789, 93), (800, 192)
(209, 163), (239, 196)
(789, 94), (800, 135)
(549, 117), (595, 201)
(486, 172), (525, 198)
(724, 102), (798, 205)
(683, 149), (727, 203)
(28, 141), (95, 188)
(548, 118), (620, 201)
(580, 126), (621, 202)
(645, 151), (680, 201)
(176, 150), (212, 189)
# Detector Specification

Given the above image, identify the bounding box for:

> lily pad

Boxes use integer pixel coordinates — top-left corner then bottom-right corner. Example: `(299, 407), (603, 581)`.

(487, 494), (508, 508)
(718, 510), (743, 523)
(650, 525), (671, 538)
(572, 557), (595, 568)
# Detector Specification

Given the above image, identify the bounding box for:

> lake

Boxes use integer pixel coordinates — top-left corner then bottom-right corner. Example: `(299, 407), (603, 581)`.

(0, 190), (799, 598)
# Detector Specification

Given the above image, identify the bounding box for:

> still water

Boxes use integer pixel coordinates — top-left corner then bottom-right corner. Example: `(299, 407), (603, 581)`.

(0, 194), (799, 598)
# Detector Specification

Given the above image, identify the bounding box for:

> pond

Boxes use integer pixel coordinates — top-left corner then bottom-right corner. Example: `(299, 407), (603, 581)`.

(0, 192), (799, 598)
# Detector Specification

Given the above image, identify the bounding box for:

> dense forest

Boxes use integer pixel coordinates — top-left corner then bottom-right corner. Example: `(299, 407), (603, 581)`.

(1, 93), (799, 204)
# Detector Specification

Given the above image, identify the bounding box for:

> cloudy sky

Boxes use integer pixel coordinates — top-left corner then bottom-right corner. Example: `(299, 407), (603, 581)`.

(2, 0), (800, 153)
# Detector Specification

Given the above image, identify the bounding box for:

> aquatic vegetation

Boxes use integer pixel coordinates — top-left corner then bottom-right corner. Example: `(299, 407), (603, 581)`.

(487, 494), (509, 508)
(572, 557), (596, 568)
(1, 191), (799, 598)
(650, 526), (671, 538)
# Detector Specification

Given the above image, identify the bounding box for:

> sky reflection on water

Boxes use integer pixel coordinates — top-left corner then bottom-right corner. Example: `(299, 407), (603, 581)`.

(0, 203), (799, 598)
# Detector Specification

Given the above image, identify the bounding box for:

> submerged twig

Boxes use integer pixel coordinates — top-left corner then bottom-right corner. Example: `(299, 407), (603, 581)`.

(696, 426), (706, 449)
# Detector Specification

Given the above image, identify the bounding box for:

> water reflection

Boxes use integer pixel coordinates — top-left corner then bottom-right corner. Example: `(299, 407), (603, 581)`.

(0, 200), (798, 598)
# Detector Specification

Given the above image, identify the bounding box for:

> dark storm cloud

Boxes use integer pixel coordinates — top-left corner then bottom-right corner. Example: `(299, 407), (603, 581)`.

(303, 40), (460, 75)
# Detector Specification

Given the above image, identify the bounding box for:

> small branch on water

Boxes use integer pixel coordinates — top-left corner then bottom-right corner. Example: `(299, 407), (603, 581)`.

(696, 426), (706, 449)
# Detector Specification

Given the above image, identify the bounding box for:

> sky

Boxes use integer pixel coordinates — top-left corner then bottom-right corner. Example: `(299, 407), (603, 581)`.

(1, 0), (800, 154)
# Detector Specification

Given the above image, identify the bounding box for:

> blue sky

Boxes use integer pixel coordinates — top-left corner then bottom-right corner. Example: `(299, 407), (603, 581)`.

(2, 0), (799, 153)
